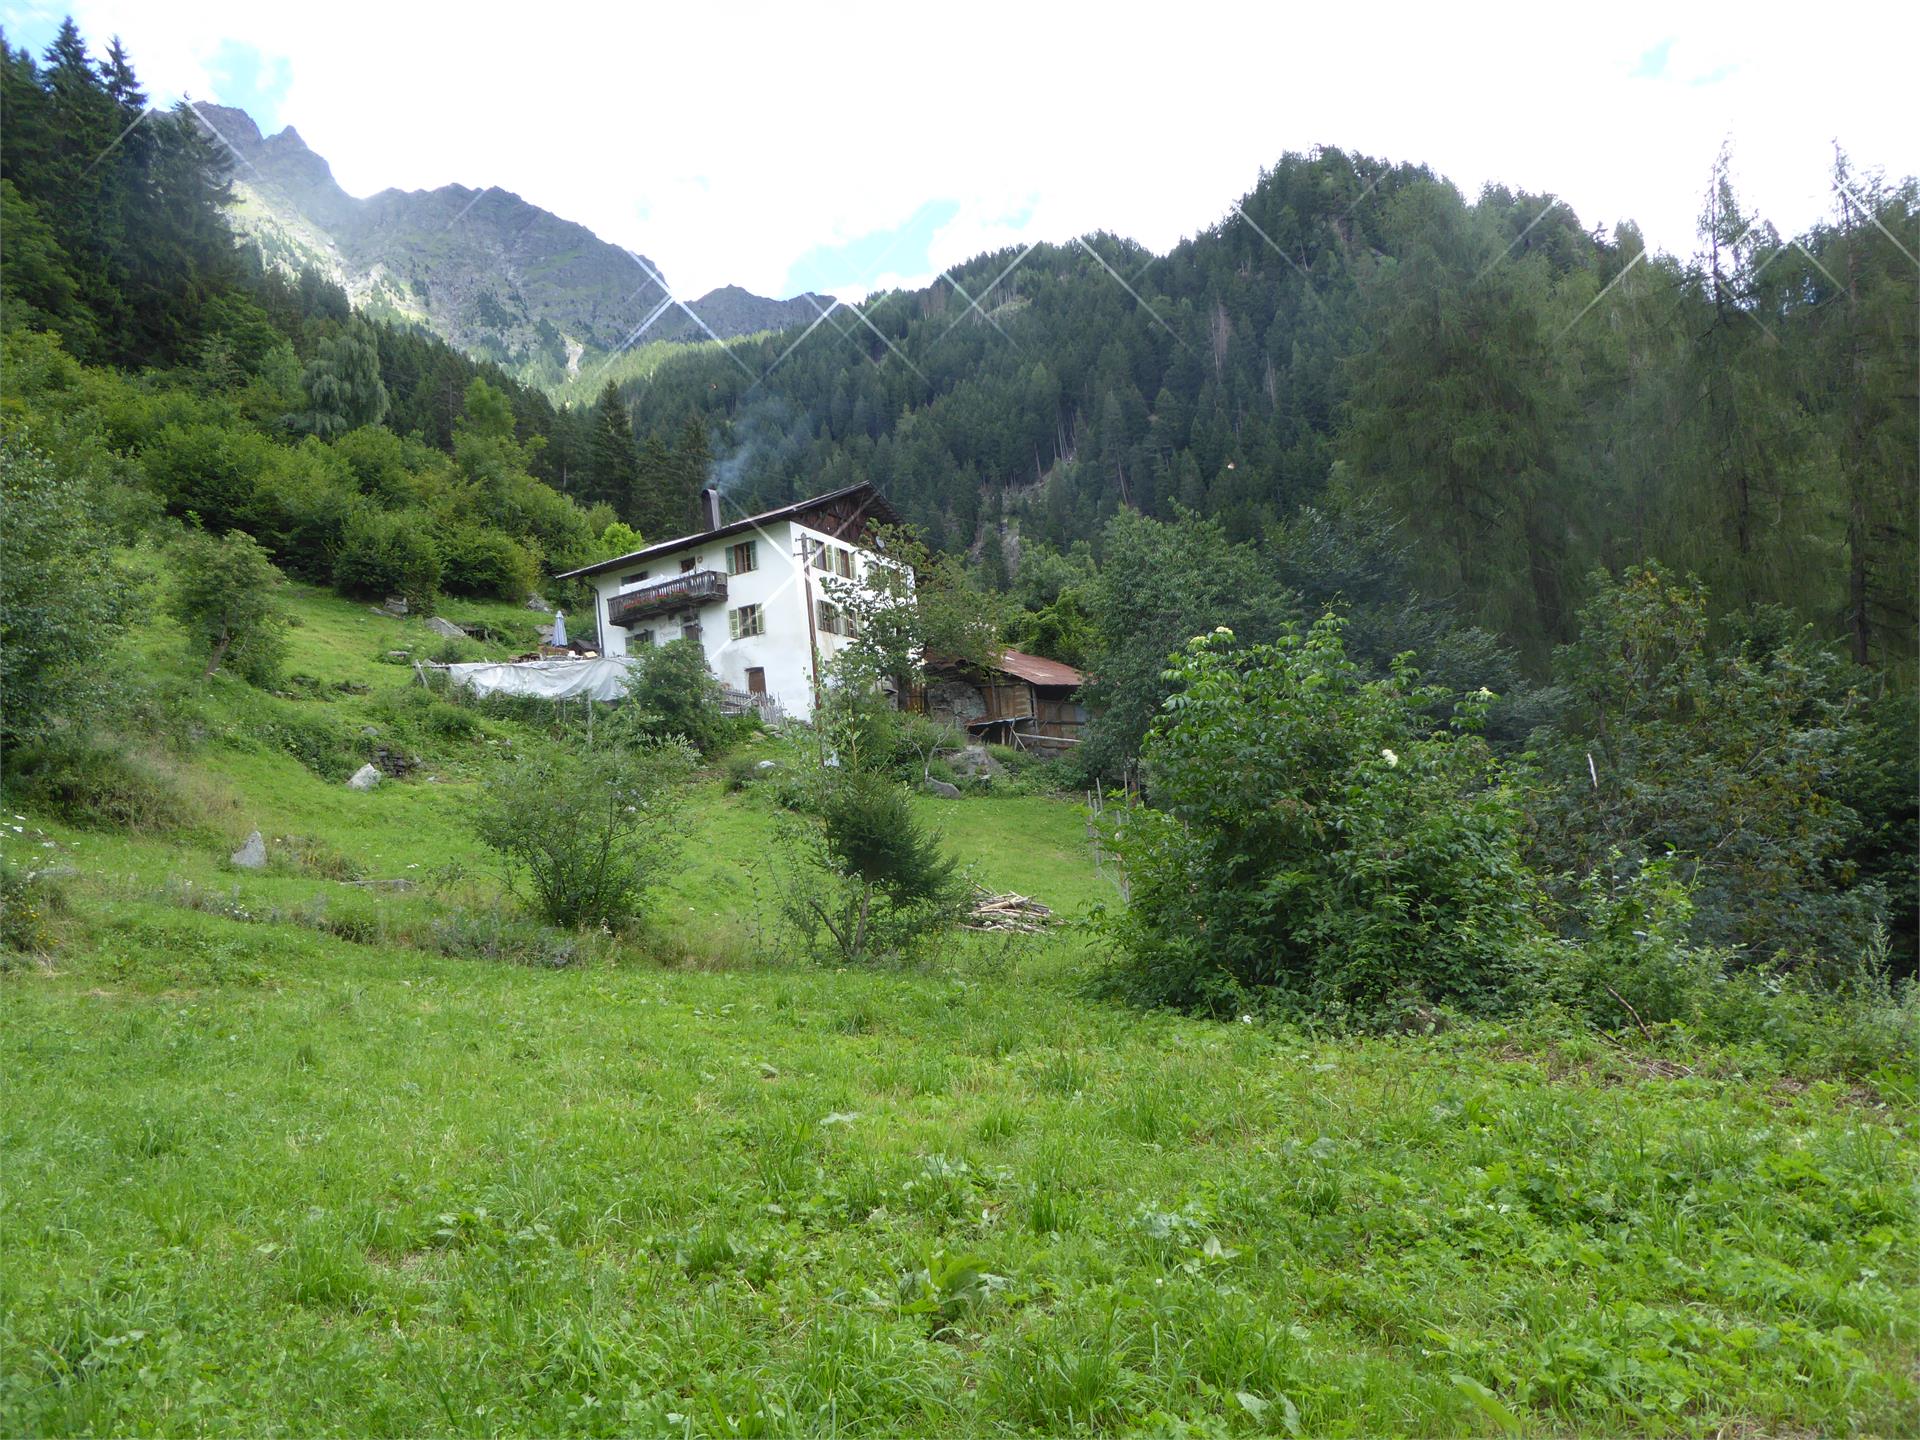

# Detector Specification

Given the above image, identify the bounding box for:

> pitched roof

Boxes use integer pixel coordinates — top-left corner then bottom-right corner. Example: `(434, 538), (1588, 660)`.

(553, 482), (901, 580)
(995, 648), (1084, 688)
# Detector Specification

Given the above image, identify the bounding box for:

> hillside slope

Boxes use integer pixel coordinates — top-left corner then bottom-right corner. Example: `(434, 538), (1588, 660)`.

(1, 583), (1914, 1437)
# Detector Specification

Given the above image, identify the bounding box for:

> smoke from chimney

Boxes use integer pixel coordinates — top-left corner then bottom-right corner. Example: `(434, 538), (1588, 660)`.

(700, 486), (721, 531)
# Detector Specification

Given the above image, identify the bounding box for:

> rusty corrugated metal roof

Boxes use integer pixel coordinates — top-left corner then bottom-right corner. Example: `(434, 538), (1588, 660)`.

(995, 648), (1083, 688)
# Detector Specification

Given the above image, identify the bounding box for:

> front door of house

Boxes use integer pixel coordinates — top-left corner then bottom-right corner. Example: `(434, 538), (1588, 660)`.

(745, 667), (766, 695)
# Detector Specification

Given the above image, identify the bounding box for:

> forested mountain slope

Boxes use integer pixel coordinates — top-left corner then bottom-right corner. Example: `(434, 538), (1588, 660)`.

(619, 148), (1917, 674)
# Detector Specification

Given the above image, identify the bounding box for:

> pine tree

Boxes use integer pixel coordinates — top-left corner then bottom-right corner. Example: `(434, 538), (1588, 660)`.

(1671, 148), (1834, 618)
(669, 413), (711, 535)
(629, 432), (674, 536)
(585, 382), (639, 515)
(1341, 182), (1583, 659)
(1821, 153), (1919, 677)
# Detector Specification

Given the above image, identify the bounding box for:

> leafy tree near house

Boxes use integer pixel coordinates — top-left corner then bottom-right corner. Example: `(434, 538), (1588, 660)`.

(603, 638), (736, 756)
(166, 528), (290, 685)
(822, 524), (1006, 700)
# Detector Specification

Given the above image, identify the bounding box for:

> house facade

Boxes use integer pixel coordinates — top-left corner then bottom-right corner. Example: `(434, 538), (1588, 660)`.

(553, 483), (901, 721)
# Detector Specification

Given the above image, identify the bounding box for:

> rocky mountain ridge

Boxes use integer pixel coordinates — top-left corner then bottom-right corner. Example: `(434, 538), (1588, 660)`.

(192, 103), (829, 390)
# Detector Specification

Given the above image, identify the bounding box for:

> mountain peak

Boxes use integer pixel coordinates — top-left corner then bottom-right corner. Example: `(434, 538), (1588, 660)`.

(209, 108), (840, 393)
(188, 101), (262, 155)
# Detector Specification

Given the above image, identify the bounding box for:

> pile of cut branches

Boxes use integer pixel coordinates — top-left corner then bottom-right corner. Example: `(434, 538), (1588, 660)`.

(963, 888), (1054, 932)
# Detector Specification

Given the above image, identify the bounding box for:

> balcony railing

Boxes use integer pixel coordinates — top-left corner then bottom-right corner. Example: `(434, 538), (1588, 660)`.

(607, 570), (727, 627)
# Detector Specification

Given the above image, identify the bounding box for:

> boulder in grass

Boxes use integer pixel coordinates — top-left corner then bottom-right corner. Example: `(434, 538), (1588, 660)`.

(425, 616), (465, 639)
(945, 745), (1005, 779)
(230, 829), (267, 869)
(346, 763), (382, 791)
(922, 779), (962, 799)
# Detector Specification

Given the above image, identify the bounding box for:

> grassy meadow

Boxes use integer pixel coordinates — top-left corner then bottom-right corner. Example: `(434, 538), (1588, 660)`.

(2, 588), (1916, 1437)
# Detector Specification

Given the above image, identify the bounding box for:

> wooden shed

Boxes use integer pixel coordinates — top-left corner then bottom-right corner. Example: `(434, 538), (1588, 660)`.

(921, 648), (1087, 752)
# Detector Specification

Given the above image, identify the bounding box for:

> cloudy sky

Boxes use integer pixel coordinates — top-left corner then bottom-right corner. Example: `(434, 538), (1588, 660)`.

(4, 1), (1913, 302)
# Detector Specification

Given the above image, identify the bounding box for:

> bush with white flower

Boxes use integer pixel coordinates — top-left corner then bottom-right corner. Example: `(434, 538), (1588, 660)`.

(1098, 613), (1541, 1019)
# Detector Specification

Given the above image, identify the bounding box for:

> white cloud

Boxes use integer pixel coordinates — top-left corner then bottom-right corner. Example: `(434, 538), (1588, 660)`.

(24, 0), (1919, 300)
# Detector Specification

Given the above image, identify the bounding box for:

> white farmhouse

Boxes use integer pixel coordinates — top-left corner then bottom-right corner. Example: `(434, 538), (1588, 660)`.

(553, 482), (902, 721)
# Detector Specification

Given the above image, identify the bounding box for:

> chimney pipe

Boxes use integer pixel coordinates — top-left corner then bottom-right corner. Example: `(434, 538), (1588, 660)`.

(700, 486), (721, 532)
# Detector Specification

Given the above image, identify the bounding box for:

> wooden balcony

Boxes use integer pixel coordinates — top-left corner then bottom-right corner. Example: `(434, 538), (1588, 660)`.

(607, 570), (727, 627)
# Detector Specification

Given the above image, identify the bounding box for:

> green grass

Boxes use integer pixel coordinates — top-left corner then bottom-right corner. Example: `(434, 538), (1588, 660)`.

(2, 589), (1916, 1437)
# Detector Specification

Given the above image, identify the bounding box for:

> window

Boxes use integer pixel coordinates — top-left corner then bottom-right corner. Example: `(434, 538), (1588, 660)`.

(728, 603), (764, 640)
(679, 556), (698, 574)
(621, 570), (650, 587)
(727, 540), (758, 575)
(812, 537), (830, 571)
(816, 600), (857, 637)
(835, 547), (853, 579)
(632, 628), (654, 647)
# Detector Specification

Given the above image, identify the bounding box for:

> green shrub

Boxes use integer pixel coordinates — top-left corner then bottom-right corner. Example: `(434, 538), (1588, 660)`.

(2, 731), (194, 832)
(1100, 617), (1541, 1019)
(274, 834), (364, 882)
(262, 711), (365, 780)
(1528, 567), (1884, 962)
(425, 908), (595, 968)
(331, 507), (442, 602)
(0, 428), (140, 745)
(724, 753), (770, 792)
(989, 750), (1075, 797)
(473, 741), (697, 930)
(888, 715), (965, 781)
(245, 441), (360, 579)
(439, 525), (537, 601)
(1556, 856), (1916, 1082)
(810, 674), (908, 774)
(1, 856), (69, 958)
(370, 686), (484, 749)
(428, 635), (482, 665)
(603, 638), (742, 756)
(330, 425), (430, 507)
(813, 676), (958, 781)
(139, 419), (278, 534)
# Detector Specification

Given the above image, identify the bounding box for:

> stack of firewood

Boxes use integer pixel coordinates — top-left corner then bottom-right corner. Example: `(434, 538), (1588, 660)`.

(963, 888), (1055, 932)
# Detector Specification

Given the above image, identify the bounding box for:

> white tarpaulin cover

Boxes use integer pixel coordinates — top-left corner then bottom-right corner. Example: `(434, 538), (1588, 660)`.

(441, 657), (635, 702)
